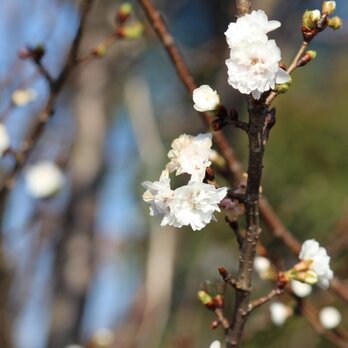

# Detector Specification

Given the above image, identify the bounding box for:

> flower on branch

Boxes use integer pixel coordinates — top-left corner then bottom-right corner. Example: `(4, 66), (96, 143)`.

(287, 239), (333, 289)
(166, 133), (212, 181)
(142, 133), (227, 231)
(0, 124), (10, 157)
(142, 169), (173, 220)
(192, 85), (220, 112)
(25, 161), (64, 198)
(164, 180), (227, 231)
(225, 10), (290, 99)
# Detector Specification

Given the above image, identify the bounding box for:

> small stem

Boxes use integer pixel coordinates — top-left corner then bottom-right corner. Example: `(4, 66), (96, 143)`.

(248, 288), (284, 313)
(266, 41), (309, 106)
(225, 218), (244, 249)
(215, 308), (231, 330)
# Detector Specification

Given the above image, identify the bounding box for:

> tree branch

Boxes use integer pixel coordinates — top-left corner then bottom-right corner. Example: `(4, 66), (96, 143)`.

(235, 0), (251, 17)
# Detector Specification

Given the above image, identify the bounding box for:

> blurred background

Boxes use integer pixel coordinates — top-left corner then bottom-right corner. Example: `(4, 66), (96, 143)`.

(0, 0), (347, 347)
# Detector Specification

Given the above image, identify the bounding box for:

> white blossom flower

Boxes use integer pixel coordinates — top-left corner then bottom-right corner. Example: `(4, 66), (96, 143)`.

(142, 169), (173, 220)
(225, 10), (280, 47)
(254, 256), (271, 279)
(291, 280), (312, 298)
(164, 181), (227, 231)
(225, 10), (290, 99)
(319, 306), (342, 329)
(226, 40), (289, 100)
(25, 161), (64, 198)
(269, 302), (292, 326)
(298, 239), (333, 289)
(209, 340), (221, 348)
(11, 88), (37, 106)
(166, 133), (212, 180)
(193, 85), (220, 112)
(0, 124), (10, 156)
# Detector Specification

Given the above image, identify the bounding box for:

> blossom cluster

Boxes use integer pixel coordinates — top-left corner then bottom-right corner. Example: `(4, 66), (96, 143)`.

(225, 10), (290, 99)
(142, 133), (227, 231)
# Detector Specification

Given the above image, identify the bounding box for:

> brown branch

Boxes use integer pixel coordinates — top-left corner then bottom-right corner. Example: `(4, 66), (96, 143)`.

(248, 287), (284, 313)
(235, 0), (251, 17)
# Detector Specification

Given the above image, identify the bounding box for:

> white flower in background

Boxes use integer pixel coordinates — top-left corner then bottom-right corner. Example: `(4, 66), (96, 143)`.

(164, 181), (227, 231)
(322, 1), (336, 15)
(91, 328), (115, 346)
(142, 169), (173, 220)
(225, 10), (280, 47)
(209, 340), (221, 348)
(225, 9), (290, 99)
(193, 85), (220, 112)
(291, 280), (312, 298)
(11, 88), (37, 106)
(25, 161), (64, 198)
(298, 239), (333, 289)
(166, 133), (212, 180)
(319, 306), (342, 329)
(269, 302), (292, 326)
(254, 256), (271, 279)
(0, 124), (10, 156)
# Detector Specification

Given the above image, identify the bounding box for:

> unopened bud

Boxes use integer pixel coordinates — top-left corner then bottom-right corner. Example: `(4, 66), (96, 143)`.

(322, 1), (336, 15)
(212, 118), (227, 131)
(31, 45), (45, 62)
(273, 77), (292, 95)
(218, 266), (229, 280)
(297, 50), (317, 67)
(92, 43), (108, 57)
(211, 320), (219, 329)
(328, 16), (343, 30)
(302, 10), (321, 30)
(117, 3), (132, 24)
(117, 22), (143, 39)
(198, 290), (213, 306)
(213, 295), (224, 309)
(18, 48), (31, 60)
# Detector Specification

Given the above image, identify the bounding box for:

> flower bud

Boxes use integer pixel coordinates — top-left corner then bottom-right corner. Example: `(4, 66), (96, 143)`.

(328, 16), (343, 30)
(302, 10), (321, 30)
(213, 295), (224, 309)
(322, 1), (336, 15)
(31, 45), (45, 62)
(193, 85), (220, 112)
(273, 76), (292, 95)
(116, 22), (144, 39)
(117, 3), (132, 24)
(92, 43), (108, 58)
(198, 290), (213, 306)
(297, 50), (317, 68)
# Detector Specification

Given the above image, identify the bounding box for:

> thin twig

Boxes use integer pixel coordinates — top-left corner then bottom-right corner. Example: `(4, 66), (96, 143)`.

(248, 288), (284, 313)
(266, 41), (309, 106)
